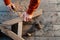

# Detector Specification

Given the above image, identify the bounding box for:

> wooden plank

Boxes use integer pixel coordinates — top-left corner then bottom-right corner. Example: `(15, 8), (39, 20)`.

(2, 17), (22, 26)
(0, 26), (24, 40)
(18, 22), (23, 38)
(32, 9), (42, 18)
(0, 23), (12, 27)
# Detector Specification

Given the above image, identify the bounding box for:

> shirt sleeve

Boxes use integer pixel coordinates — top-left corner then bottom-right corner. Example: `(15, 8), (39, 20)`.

(4, 0), (11, 6)
(27, 0), (41, 15)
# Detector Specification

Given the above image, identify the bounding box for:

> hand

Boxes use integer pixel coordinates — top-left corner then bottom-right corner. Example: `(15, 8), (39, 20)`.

(22, 12), (33, 22)
(7, 3), (16, 11)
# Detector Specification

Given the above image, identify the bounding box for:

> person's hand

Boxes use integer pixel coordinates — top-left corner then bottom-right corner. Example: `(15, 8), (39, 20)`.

(7, 3), (16, 11)
(22, 12), (33, 22)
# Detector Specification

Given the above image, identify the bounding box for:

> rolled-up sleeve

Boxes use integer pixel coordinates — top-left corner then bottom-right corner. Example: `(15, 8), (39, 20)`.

(27, 0), (41, 15)
(4, 0), (11, 6)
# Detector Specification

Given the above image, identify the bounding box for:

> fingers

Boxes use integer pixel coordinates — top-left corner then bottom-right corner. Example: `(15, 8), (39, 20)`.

(23, 12), (32, 22)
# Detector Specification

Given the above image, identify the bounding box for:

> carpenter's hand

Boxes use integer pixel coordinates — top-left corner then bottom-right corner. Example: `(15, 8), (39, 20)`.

(7, 3), (16, 11)
(22, 12), (33, 22)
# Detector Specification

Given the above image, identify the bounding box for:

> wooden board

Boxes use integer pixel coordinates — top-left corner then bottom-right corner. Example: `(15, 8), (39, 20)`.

(1, 17), (22, 26)
(32, 9), (42, 18)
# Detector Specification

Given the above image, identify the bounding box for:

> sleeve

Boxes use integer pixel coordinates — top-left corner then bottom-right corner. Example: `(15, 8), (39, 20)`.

(27, 0), (41, 15)
(4, 0), (11, 6)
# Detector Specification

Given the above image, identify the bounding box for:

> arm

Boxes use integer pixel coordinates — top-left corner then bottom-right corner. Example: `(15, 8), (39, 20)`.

(27, 0), (41, 15)
(23, 0), (41, 21)
(4, 0), (16, 11)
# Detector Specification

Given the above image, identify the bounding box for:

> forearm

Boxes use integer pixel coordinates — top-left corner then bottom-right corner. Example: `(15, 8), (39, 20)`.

(27, 0), (41, 15)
